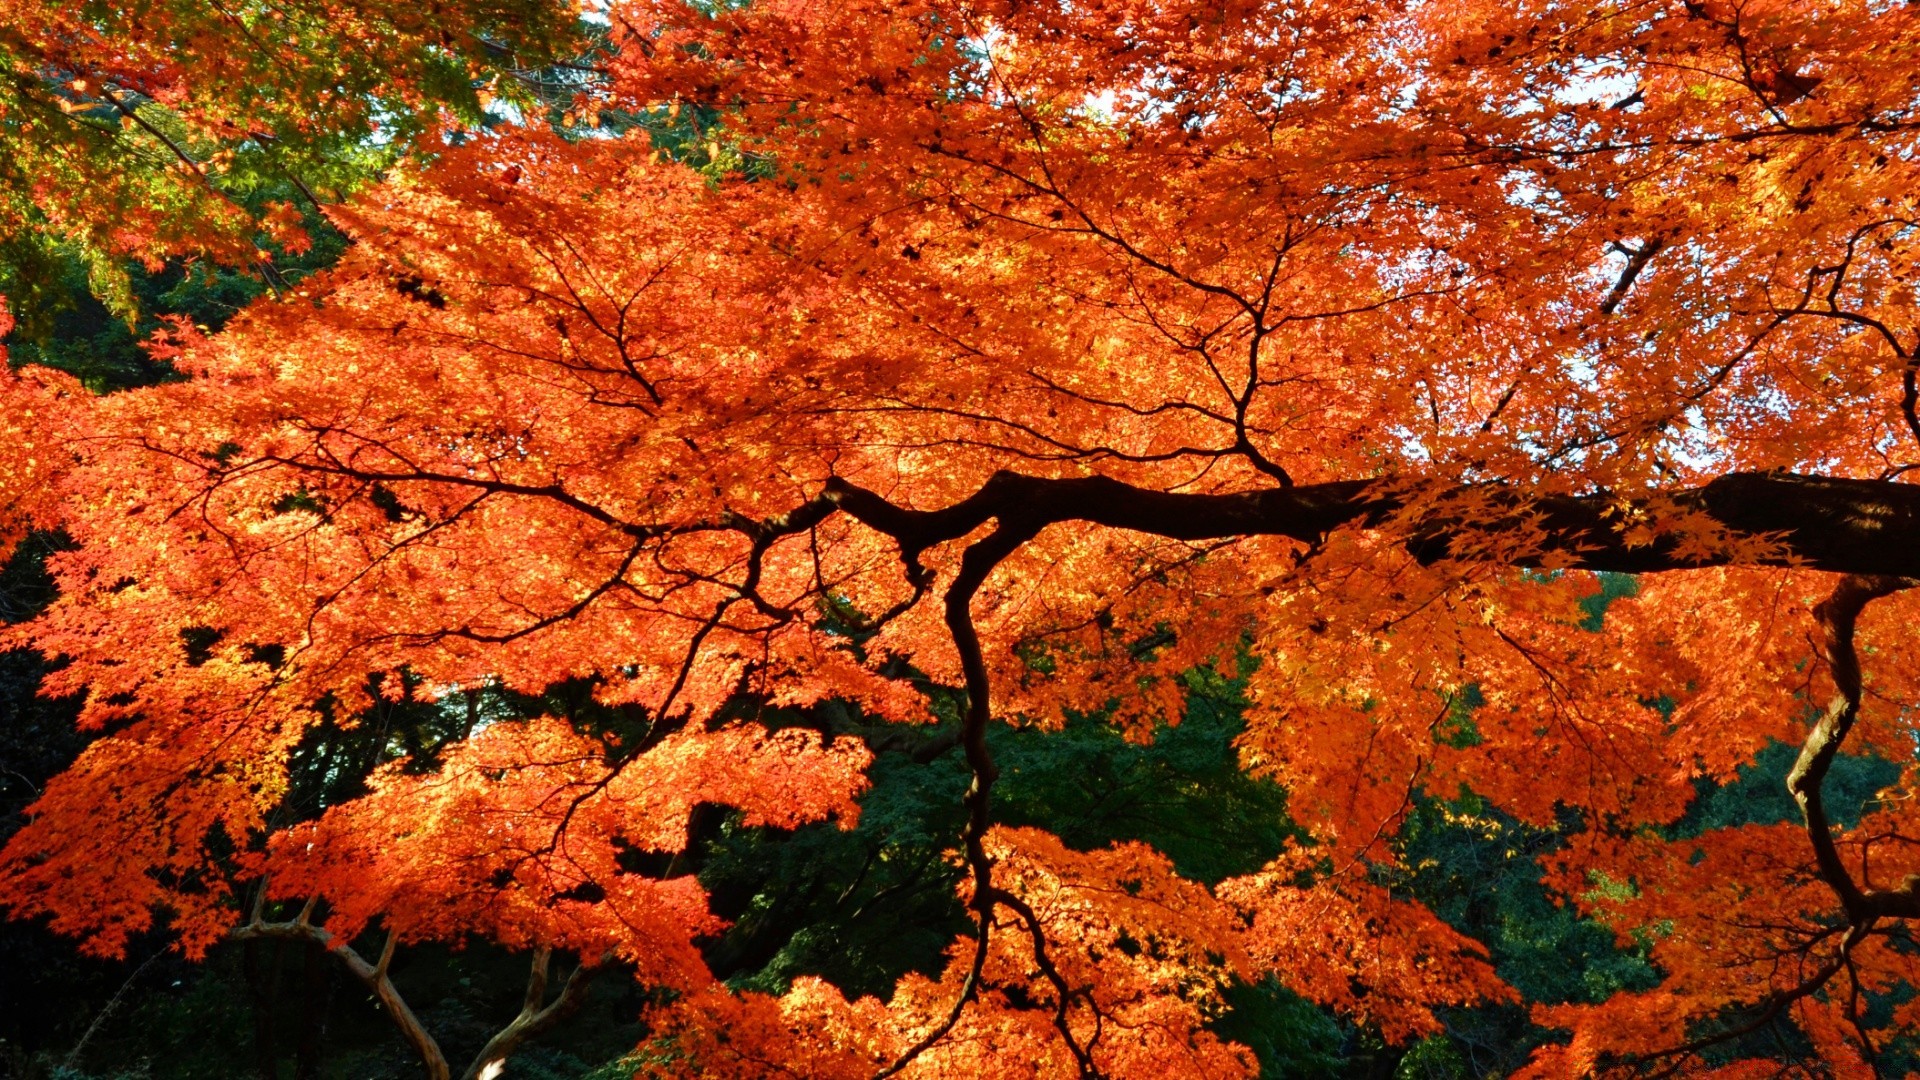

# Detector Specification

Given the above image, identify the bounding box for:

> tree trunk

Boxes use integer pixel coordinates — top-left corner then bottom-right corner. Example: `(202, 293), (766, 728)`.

(241, 936), (282, 1080)
(294, 937), (333, 1080)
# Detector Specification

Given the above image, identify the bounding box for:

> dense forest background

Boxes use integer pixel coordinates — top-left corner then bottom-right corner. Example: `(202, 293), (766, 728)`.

(1, 230), (1906, 1075)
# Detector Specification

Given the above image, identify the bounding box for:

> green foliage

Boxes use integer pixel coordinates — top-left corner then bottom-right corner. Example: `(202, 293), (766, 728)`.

(3, 198), (350, 392)
(994, 670), (1306, 886)
(1677, 738), (1900, 836)
(1390, 792), (1660, 1074)
(693, 673), (1368, 1075)
(1209, 977), (1347, 1079)
(1395, 1034), (1474, 1079)
(695, 669), (1305, 1003)
(0, 0), (591, 313)
(47, 958), (257, 1080)
(696, 742), (973, 998)
(1577, 572), (1639, 632)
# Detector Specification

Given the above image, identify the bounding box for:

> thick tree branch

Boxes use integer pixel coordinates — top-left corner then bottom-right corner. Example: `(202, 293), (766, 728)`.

(231, 921), (450, 1080)
(1600, 238), (1665, 315)
(821, 470), (1920, 577)
(1644, 575), (1916, 1072)
(1785, 575), (1920, 925)
(1787, 575), (1916, 919)
(459, 947), (605, 1080)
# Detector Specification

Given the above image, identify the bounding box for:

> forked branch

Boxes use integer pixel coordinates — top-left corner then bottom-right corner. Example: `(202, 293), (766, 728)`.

(1642, 574), (1917, 1073)
(232, 919), (449, 1080)
(232, 914), (597, 1080)
(1787, 575), (1917, 920)
(1600, 237), (1665, 315)
(461, 947), (606, 1080)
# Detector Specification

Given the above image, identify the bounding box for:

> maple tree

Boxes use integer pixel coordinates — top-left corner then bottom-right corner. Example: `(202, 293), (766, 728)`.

(7, 0), (1920, 1074)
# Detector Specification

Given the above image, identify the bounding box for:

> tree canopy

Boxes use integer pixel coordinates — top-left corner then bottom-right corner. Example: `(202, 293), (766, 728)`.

(6, 0), (1920, 1074)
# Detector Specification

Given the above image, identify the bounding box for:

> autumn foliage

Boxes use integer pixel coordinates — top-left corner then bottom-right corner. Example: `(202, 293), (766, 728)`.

(6, 0), (1920, 1074)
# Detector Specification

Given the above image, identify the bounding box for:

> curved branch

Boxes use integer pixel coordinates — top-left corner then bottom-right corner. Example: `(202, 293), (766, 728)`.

(232, 920), (450, 1080)
(1787, 575), (1916, 918)
(1637, 925), (1862, 1077)
(990, 886), (1103, 1078)
(1644, 575), (1916, 1072)
(874, 521), (1038, 1077)
(460, 947), (607, 1080)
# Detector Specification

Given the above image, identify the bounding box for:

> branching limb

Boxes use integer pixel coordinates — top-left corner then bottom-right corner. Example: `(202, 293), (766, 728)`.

(459, 947), (608, 1080)
(873, 521), (1039, 1077)
(233, 918), (600, 1080)
(1642, 574), (1916, 1072)
(1637, 927), (1860, 1077)
(1786, 575), (1916, 920)
(1600, 238), (1665, 315)
(821, 469), (1920, 578)
(232, 919), (450, 1080)
(990, 886), (1103, 1079)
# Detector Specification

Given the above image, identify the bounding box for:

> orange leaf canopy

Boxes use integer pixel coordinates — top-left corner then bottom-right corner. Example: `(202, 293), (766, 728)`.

(7, 0), (1920, 1074)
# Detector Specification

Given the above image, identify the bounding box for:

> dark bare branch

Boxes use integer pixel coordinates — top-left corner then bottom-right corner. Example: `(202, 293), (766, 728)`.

(1600, 238), (1665, 315)
(822, 470), (1920, 578)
